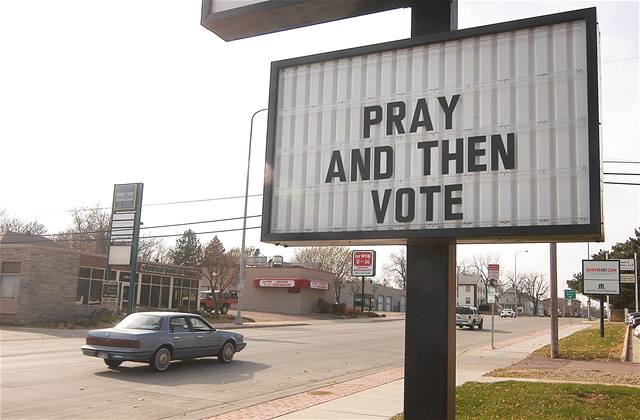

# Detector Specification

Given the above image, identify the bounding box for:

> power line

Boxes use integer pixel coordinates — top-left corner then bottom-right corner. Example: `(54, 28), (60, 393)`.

(604, 181), (640, 186)
(0, 226), (262, 245)
(37, 215), (262, 238)
(603, 160), (640, 165)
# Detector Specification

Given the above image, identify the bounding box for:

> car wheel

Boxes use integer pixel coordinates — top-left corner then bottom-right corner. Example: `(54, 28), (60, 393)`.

(478, 320), (483, 330)
(218, 341), (235, 363)
(150, 347), (172, 372)
(469, 321), (475, 330)
(104, 359), (122, 368)
(220, 304), (229, 315)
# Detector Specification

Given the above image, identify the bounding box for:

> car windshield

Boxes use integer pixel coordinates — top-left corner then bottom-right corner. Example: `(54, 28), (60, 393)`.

(116, 314), (163, 330)
(456, 306), (471, 314)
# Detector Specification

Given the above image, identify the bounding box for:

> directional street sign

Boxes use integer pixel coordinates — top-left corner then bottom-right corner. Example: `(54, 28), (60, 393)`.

(564, 289), (576, 299)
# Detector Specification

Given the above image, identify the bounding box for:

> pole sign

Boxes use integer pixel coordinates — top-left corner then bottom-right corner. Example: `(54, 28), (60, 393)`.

(487, 286), (496, 304)
(564, 289), (576, 299)
(488, 264), (500, 286)
(352, 250), (376, 277)
(620, 259), (635, 271)
(261, 9), (601, 246)
(107, 183), (144, 265)
(582, 260), (620, 295)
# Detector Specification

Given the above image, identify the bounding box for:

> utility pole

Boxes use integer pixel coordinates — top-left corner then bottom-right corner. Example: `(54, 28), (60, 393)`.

(550, 243), (559, 358)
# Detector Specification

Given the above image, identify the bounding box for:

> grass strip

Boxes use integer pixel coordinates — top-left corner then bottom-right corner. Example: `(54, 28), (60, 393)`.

(532, 323), (626, 360)
(392, 381), (640, 420)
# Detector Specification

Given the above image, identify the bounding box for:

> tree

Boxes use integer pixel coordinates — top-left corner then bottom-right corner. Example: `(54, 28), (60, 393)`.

(504, 271), (526, 308)
(522, 272), (549, 316)
(468, 254), (501, 303)
(0, 209), (47, 235)
(168, 229), (202, 266)
(293, 246), (352, 303)
(200, 236), (236, 313)
(138, 237), (169, 263)
(55, 206), (110, 254)
(383, 250), (407, 290)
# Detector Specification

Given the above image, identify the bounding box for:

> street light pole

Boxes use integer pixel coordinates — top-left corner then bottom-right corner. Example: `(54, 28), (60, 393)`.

(235, 107), (268, 325)
(514, 250), (528, 312)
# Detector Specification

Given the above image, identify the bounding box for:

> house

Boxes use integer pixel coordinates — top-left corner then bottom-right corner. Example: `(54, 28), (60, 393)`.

(498, 287), (545, 316)
(339, 281), (406, 312)
(456, 273), (485, 307)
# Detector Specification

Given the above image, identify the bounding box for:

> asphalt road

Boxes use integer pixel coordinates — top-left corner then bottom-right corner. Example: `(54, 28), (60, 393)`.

(0, 316), (574, 419)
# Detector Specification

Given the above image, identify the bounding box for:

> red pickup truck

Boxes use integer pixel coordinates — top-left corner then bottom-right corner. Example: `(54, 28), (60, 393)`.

(199, 290), (238, 314)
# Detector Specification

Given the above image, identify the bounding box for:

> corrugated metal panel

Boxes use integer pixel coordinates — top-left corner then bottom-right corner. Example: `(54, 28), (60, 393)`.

(270, 21), (591, 235)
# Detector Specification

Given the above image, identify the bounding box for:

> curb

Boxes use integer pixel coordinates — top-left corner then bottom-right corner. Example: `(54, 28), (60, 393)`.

(621, 325), (631, 362)
(213, 322), (311, 330)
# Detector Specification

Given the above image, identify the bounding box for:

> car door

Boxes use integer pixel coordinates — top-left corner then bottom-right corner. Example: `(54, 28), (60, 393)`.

(169, 316), (196, 359)
(189, 316), (224, 357)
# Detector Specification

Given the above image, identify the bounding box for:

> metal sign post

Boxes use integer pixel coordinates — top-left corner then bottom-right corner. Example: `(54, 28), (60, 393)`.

(487, 264), (498, 350)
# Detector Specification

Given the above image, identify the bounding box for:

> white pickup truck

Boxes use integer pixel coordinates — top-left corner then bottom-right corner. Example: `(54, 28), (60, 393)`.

(456, 305), (483, 329)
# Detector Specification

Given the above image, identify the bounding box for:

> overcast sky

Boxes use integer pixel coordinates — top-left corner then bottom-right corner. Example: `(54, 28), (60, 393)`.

(1, 0), (638, 298)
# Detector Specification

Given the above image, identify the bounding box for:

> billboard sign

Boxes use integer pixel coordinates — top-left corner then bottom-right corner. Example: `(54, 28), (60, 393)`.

(620, 259), (635, 271)
(262, 9), (601, 246)
(582, 260), (620, 295)
(352, 250), (376, 277)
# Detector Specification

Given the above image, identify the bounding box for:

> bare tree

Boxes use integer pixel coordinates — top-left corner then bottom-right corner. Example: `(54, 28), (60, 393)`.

(456, 257), (474, 277)
(0, 209), (47, 235)
(293, 246), (352, 303)
(138, 237), (169, 263)
(55, 206), (110, 254)
(522, 272), (549, 316)
(383, 250), (407, 290)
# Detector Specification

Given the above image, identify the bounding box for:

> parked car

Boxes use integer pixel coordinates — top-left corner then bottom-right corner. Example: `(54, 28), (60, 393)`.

(81, 312), (246, 372)
(500, 308), (516, 318)
(627, 312), (640, 327)
(199, 290), (238, 314)
(456, 306), (483, 329)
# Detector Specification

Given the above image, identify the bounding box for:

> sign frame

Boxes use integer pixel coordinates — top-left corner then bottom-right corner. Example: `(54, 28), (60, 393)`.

(261, 8), (601, 246)
(582, 259), (621, 296)
(352, 250), (376, 277)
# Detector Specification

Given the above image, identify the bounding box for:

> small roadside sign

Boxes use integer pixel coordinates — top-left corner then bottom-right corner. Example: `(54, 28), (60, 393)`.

(488, 264), (500, 285)
(582, 260), (620, 295)
(487, 286), (496, 304)
(564, 289), (576, 299)
(620, 259), (635, 271)
(621, 273), (636, 284)
(352, 250), (376, 277)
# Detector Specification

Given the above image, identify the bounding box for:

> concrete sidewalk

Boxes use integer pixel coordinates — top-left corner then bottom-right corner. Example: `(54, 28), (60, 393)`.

(208, 322), (588, 419)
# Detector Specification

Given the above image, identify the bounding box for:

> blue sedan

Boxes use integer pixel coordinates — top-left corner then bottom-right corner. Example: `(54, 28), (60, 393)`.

(81, 312), (246, 372)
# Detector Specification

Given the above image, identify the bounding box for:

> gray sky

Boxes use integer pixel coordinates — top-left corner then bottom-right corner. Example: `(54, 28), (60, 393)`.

(1, 0), (638, 298)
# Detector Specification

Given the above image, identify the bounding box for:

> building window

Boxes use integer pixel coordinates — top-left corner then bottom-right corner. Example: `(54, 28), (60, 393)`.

(465, 285), (471, 292)
(76, 267), (104, 305)
(140, 274), (171, 309)
(465, 297), (471, 305)
(1, 262), (21, 298)
(172, 278), (199, 311)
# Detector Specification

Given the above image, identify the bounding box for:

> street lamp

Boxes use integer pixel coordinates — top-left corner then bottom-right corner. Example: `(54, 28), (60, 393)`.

(514, 250), (529, 312)
(235, 107), (268, 325)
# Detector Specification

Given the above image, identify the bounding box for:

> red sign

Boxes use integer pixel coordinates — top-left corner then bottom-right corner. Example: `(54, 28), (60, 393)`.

(488, 264), (500, 282)
(258, 279), (296, 288)
(352, 250), (376, 277)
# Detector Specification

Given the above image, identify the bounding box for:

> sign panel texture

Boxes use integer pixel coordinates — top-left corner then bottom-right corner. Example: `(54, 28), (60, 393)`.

(352, 250), (376, 276)
(263, 9), (601, 245)
(583, 260), (620, 295)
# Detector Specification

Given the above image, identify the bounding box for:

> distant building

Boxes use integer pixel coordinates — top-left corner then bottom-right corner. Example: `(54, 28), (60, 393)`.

(456, 274), (485, 307)
(498, 287), (545, 316)
(340, 281), (406, 312)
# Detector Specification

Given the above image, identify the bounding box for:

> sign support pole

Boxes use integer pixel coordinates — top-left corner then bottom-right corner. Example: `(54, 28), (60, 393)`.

(361, 276), (365, 312)
(491, 301), (495, 349)
(635, 252), (638, 313)
(550, 243), (559, 358)
(404, 3), (457, 419)
(127, 183), (144, 315)
(600, 297), (605, 338)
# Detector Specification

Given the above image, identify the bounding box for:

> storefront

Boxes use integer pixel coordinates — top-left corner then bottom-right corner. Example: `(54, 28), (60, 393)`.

(0, 233), (201, 325)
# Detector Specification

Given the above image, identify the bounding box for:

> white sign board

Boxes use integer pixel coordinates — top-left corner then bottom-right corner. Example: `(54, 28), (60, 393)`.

(487, 286), (496, 304)
(262, 10), (601, 246)
(583, 260), (620, 295)
(310, 281), (329, 290)
(352, 250), (376, 277)
(621, 273), (636, 284)
(620, 259), (635, 271)
(258, 279), (296, 288)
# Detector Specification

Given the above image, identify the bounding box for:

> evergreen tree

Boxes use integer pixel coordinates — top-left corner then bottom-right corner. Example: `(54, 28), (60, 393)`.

(168, 229), (202, 267)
